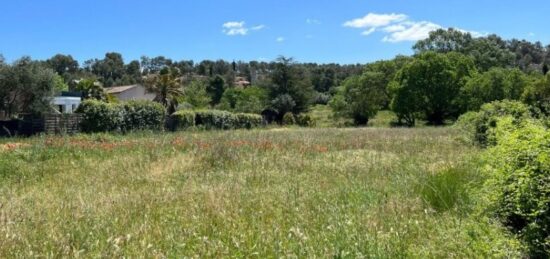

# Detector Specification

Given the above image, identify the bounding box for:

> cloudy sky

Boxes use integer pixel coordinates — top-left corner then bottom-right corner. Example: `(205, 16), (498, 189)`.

(1, 0), (548, 64)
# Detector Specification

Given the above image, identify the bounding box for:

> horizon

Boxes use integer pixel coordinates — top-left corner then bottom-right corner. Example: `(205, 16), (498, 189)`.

(1, 0), (549, 64)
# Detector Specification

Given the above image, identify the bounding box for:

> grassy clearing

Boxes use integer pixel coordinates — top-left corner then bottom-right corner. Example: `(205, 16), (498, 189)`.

(0, 127), (523, 257)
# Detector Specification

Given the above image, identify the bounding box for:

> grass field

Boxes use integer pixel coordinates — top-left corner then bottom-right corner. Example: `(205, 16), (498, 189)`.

(0, 127), (523, 257)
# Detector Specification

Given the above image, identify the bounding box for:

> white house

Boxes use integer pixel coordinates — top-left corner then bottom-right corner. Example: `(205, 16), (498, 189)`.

(105, 84), (156, 101)
(52, 96), (82, 113)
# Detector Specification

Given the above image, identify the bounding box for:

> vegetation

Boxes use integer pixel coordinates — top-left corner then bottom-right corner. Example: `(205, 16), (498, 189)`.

(0, 127), (524, 257)
(484, 118), (549, 256)
(76, 100), (166, 133)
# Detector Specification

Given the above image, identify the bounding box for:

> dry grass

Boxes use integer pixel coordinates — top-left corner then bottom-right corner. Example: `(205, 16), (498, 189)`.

(0, 127), (524, 257)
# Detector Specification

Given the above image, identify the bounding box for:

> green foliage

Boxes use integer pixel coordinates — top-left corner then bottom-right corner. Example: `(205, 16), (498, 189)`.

(194, 110), (262, 130)
(417, 165), (477, 213)
(267, 56), (315, 118)
(296, 114), (315, 127)
(234, 113), (264, 129)
(455, 100), (531, 147)
(282, 112), (296, 125)
(76, 100), (124, 132)
(121, 101), (166, 132)
(144, 70), (184, 114)
(330, 73), (386, 125)
(460, 68), (530, 111)
(76, 100), (166, 133)
(169, 110), (196, 131)
(218, 86), (268, 114)
(0, 57), (60, 117)
(485, 118), (550, 257)
(522, 73), (550, 117)
(75, 79), (106, 101)
(207, 75), (225, 105)
(183, 80), (211, 109)
(391, 51), (477, 125)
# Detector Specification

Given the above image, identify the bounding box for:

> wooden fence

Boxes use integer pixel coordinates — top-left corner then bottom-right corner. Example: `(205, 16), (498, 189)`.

(0, 113), (82, 137)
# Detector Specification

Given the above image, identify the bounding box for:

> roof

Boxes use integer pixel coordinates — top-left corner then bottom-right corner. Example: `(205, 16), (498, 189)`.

(105, 84), (141, 94)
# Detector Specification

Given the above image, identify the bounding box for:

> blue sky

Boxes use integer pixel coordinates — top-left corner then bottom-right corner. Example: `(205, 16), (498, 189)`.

(1, 0), (549, 64)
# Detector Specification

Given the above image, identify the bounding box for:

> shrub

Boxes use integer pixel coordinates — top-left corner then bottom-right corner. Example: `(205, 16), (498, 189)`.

(76, 100), (165, 133)
(455, 100), (531, 147)
(296, 114), (315, 127)
(195, 110), (235, 130)
(76, 100), (124, 133)
(235, 113), (263, 129)
(282, 112), (295, 125)
(169, 110), (196, 131)
(417, 166), (475, 213)
(485, 118), (550, 257)
(121, 101), (166, 132)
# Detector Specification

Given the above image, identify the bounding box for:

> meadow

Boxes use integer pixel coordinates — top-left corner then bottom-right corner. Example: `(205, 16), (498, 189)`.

(0, 126), (523, 257)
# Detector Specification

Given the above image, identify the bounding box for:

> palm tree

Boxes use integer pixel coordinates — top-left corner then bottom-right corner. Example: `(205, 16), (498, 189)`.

(144, 69), (184, 114)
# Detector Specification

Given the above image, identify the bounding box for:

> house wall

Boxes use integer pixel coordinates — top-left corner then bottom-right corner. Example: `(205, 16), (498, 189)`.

(113, 86), (156, 101)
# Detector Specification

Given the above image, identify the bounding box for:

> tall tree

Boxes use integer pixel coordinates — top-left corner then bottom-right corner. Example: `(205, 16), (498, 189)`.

(391, 52), (477, 125)
(143, 68), (183, 114)
(266, 56), (314, 120)
(330, 73), (386, 125)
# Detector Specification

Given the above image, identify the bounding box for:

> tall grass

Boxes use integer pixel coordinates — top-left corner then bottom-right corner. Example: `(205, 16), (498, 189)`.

(0, 127), (524, 257)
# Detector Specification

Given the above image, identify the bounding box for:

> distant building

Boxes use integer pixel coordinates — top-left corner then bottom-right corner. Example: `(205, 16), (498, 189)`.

(51, 92), (82, 114)
(234, 76), (251, 88)
(105, 84), (156, 101)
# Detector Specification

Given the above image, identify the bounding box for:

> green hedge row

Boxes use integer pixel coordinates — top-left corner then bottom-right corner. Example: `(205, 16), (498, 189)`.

(169, 110), (263, 131)
(76, 100), (166, 133)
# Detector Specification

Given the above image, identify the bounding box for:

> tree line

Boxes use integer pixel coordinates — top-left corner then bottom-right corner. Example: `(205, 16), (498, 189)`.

(1, 28), (549, 124)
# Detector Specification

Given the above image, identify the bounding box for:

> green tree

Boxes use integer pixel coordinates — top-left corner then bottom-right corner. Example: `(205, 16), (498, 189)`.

(460, 68), (530, 111)
(522, 73), (550, 116)
(207, 75), (225, 105)
(0, 57), (59, 117)
(182, 80), (211, 109)
(218, 86), (268, 114)
(144, 68), (184, 114)
(363, 56), (411, 108)
(267, 56), (314, 120)
(330, 73), (386, 125)
(391, 52), (477, 125)
(75, 79), (106, 101)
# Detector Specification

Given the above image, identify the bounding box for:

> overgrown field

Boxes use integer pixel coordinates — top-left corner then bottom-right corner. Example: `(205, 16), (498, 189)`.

(0, 128), (523, 257)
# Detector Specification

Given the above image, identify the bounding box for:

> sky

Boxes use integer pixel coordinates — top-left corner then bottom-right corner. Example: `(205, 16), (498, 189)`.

(1, 0), (549, 64)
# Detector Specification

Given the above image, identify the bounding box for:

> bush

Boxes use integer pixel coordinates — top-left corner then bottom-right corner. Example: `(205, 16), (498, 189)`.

(168, 110), (196, 131)
(195, 110), (235, 130)
(76, 100), (165, 133)
(282, 112), (295, 125)
(296, 114), (315, 127)
(194, 110), (263, 130)
(235, 113), (263, 129)
(76, 100), (124, 133)
(485, 118), (550, 257)
(455, 100), (531, 147)
(121, 101), (166, 132)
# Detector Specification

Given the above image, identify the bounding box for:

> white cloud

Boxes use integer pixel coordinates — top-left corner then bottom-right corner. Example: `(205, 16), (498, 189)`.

(306, 18), (321, 25)
(528, 32), (535, 37)
(361, 27), (376, 36)
(344, 13), (487, 43)
(382, 21), (441, 42)
(222, 21), (265, 36)
(276, 37), (285, 43)
(343, 13), (407, 28)
(251, 25), (266, 31)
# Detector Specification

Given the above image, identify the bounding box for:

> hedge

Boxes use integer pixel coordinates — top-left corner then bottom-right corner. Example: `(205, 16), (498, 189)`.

(76, 100), (124, 133)
(169, 110), (263, 131)
(168, 110), (196, 131)
(76, 100), (166, 133)
(455, 100), (531, 147)
(485, 118), (550, 257)
(121, 101), (166, 132)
